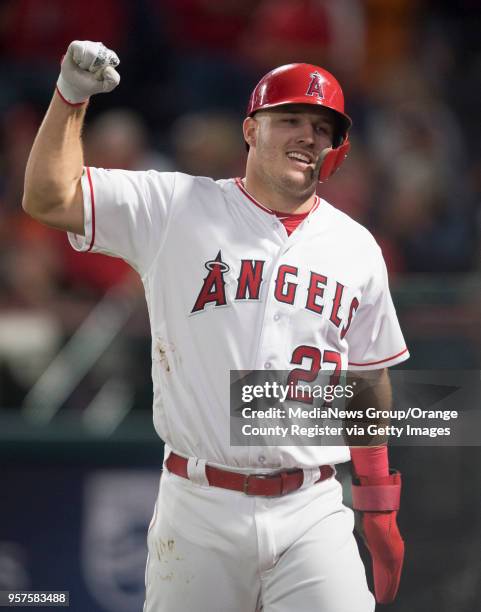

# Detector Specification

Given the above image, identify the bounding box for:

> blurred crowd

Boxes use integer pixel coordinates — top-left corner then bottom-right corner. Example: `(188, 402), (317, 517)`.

(0, 0), (480, 408)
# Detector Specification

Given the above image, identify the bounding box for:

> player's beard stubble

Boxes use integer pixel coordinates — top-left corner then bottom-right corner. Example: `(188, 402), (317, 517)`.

(252, 134), (320, 207)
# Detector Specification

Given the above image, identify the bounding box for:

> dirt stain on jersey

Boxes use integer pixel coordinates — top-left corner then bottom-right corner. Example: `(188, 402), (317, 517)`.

(156, 338), (173, 373)
(156, 538), (176, 560)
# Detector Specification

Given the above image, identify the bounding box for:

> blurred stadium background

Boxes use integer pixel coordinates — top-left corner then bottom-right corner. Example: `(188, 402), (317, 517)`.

(0, 1), (480, 610)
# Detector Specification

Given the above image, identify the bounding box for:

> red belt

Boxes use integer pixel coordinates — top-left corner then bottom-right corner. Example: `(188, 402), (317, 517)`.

(165, 452), (334, 497)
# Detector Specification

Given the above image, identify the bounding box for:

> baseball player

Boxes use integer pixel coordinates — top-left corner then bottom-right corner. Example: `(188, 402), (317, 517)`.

(23, 41), (408, 611)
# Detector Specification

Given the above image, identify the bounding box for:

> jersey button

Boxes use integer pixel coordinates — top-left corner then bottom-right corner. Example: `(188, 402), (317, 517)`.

(258, 455), (266, 464)
(273, 313), (280, 321)
(272, 221), (279, 229)
(264, 361), (272, 369)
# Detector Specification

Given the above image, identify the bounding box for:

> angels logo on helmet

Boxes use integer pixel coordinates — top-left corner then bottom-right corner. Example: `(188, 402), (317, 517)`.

(305, 71), (325, 100)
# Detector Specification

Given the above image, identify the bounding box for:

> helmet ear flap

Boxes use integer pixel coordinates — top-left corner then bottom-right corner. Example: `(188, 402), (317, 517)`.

(318, 140), (351, 182)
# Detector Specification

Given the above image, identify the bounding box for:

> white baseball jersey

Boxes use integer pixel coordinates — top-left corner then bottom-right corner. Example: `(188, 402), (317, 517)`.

(68, 168), (409, 469)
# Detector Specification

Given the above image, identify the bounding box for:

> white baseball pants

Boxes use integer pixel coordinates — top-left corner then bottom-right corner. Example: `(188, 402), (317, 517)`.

(144, 467), (375, 612)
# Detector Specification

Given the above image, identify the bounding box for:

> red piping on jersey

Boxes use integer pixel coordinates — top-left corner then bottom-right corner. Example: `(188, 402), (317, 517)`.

(309, 197), (320, 214)
(348, 347), (409, 367)
(235, 178), (275, 214)
(235, 177), (319, 215)
(86, 166), (96, 252)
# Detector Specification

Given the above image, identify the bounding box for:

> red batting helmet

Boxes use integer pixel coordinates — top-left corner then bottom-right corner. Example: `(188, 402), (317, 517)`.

(246, 63), (352, 181)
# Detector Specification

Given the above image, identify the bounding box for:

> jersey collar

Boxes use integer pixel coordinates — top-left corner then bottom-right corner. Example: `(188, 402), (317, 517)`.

(235, 177), (320, 218)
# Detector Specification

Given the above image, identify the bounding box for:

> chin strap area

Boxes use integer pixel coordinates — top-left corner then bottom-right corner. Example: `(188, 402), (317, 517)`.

(318, 140), (351, 182)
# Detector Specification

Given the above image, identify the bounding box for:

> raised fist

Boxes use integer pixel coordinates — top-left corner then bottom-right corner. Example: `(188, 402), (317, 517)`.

(56, 41), (120, 105)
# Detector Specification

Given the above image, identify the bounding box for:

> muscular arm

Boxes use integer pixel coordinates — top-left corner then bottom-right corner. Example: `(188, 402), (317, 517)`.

(22, 92), (86, 235)
(346, 368), (405, 605)
(345, 368), (392, 447)
(22, 40), (120, 234)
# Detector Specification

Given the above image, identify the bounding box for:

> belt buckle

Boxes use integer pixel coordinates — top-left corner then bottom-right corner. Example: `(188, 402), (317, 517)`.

(243, 472), (272, 496)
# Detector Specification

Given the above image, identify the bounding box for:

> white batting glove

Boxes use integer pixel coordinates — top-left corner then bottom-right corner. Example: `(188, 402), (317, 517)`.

(56, 40), (120, 105)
